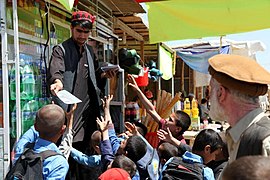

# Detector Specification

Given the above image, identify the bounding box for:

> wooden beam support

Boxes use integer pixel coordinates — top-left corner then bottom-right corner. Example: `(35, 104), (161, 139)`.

(113, 17), (144, 42)
(140, 41), (144, 61)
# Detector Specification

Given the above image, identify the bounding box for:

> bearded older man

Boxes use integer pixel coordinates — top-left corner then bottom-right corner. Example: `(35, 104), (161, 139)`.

(208, 54), (270, 164)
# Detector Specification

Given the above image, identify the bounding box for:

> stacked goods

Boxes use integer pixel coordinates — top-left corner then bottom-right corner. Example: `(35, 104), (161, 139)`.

(183, 98), (200, 131)
(191, 99), (200, 131)
(143, 90), (181, 148)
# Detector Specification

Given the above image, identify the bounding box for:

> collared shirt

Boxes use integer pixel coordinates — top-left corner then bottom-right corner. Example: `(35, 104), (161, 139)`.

(226, 107), (270, 163)
(71, 148), (101, 167)
(159, 151), (214, 180)
(34, 138), (69, 180)
(14, 126), (39, 162)
(137, 135), (159, 180)
(59, 128), (101, 167)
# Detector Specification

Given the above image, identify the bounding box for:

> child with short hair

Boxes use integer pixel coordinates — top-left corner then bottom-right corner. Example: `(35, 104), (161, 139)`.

(127, 74), (191, 145)
(158, 142), (178, 166)
(160, 129), (223, 180)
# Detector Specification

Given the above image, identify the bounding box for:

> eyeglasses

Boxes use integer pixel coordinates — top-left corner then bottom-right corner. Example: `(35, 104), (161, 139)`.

(76, 29), (90, 34)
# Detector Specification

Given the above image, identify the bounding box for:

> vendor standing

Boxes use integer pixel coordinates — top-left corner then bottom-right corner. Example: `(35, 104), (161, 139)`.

(47, 11), (116, 152)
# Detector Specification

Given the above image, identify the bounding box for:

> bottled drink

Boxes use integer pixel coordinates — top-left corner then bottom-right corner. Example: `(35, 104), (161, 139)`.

(191, 99), (200, 130)
(9, 63), (23, 100)
(21, 100), (34, 133)
(39, 97), (45, 109)
(192, 99), (197, 110)
(191, 99), (199, 118)
(183, 98), (191, 117)
(21, 57), (35, 100)
(10, 111), (17, 138)
(30, 99), (40, 123)
(184, 98), (190, 110)
(9, 65), (16, 100)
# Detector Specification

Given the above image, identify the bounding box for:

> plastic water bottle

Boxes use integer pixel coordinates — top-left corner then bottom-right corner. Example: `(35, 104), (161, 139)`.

(9, 63), (23, 100)
(30, 99), (40, 123)
(10, 111), (17, 138)
(21, 100), (34, 133)
(21, 57), (35, 100)
(9, 65), (16, 100)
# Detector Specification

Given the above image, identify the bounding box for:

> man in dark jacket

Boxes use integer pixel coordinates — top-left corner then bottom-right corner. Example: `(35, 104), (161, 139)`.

(47, 10), (116, 179)
(48, 11), (115, 149)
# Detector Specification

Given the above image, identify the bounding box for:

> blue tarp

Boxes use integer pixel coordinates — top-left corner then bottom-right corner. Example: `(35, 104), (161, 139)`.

(176, 45), (230, 74)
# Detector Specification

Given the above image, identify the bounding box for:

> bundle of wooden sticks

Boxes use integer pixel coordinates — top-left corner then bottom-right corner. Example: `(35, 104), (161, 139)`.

(143, 90), (181, 147)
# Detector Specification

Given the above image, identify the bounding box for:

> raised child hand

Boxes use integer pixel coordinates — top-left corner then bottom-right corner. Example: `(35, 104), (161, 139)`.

(127, 74), (139, 91)
(96, 116), (109, 132)
(125, 122), (140, 136)
(157, 127), (173, 143)
(103, 95), (113, 110)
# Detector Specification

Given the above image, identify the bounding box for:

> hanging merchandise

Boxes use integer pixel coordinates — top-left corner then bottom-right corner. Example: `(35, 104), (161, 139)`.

(119, 48), (143, 75)
(134, 67), (149, 87)
(147, 60), (163, 82)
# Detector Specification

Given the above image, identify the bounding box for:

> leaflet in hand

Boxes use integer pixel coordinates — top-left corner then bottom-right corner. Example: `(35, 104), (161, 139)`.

(100, 63), (120, 72)
(56, 90), (82, 104)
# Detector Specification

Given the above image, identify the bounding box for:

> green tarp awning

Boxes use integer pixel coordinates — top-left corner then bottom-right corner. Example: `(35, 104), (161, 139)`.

(147, 0), (270, 43)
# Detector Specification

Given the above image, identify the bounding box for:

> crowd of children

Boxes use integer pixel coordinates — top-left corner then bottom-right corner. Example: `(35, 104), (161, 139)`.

(8, 73), (270, 180)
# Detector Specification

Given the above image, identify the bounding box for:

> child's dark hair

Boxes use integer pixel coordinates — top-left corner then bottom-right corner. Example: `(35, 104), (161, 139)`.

(201, 98), (208, 104)
(111, 155), (137, 177)
(158, 142), (178, 161)
(71, 20), (92, 29)
(192, 129), (223, 153)
(174, 110), (191, 135)
(124, 135), (147, 162)
(134, 121), (148, 137)
(222, 156), (270, 180)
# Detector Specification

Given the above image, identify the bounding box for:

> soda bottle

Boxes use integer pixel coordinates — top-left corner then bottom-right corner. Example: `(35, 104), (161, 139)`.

(30, 99), (40, 123)
(10, 111), (17, 138)
(9, 63), (23, 100)
(21, 100), (34, 133)
(183, 98), (191, 116)
(191, 99), (200, 131)
(39, 97), (45, 109)
(191, 99), (199, 118)
(9, 65), (16, 100)
(21, 56), (35, 100)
